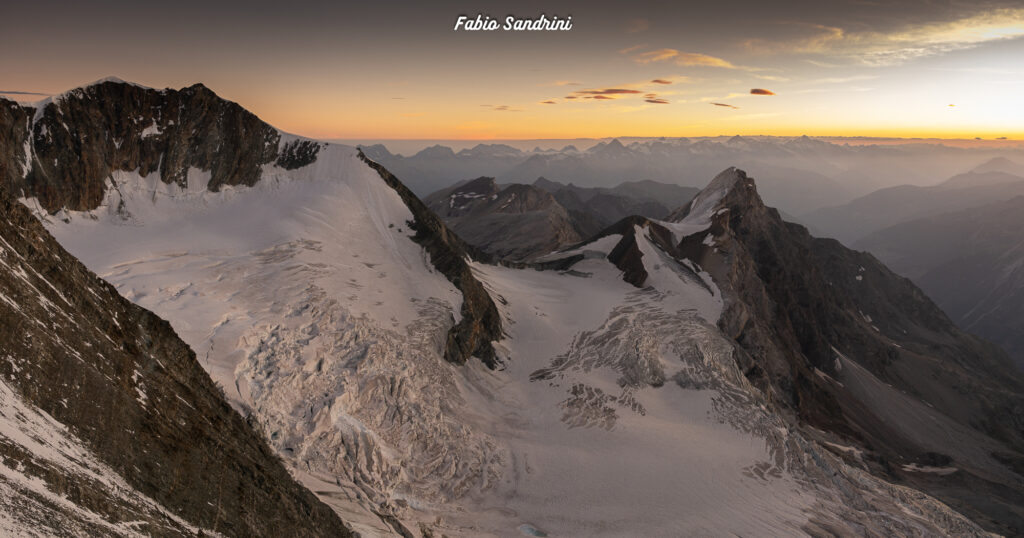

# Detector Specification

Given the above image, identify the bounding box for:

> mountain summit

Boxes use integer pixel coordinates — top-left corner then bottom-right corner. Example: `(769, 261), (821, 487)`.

(545, 166), (1024, 532)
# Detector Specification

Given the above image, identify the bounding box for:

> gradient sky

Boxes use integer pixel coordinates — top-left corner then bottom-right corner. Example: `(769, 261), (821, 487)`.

(2, 0), (1023, 140)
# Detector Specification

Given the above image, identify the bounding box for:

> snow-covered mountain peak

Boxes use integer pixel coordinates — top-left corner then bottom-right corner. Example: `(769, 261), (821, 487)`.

(666, 166), (754, 225)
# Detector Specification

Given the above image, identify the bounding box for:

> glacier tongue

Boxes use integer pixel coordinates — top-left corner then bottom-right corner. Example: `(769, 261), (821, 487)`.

(29, 144), (990, 536)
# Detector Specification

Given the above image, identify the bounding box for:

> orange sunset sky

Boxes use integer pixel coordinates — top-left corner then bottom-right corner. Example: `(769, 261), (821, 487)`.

(2, 1), (1023, 141)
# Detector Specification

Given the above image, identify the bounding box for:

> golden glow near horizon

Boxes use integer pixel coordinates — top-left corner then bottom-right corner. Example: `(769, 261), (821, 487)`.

(1, 3), (1022, 141)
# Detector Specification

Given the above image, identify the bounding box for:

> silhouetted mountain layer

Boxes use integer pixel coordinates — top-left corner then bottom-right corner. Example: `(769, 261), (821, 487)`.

(857, 195), (1024, 370)
(805, 158), (1024, 244)
(361, 137), (1024, 215)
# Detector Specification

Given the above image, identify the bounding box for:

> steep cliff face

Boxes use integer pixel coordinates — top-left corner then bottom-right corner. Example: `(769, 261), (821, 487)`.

(670, 168), (1024, 534)
(0, 185), (352, 537)
(1, 78), (321, 214)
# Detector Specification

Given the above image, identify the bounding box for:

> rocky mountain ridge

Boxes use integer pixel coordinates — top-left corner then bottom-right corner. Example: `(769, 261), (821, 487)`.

(1, 78), (322, 214)
(424, 176), (696, 261)
(543, 167), (1024, 533)
(0, 79), (501, 369)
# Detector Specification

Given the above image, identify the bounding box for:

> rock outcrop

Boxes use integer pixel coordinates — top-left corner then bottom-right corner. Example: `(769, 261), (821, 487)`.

(359, 153), (503, 368)
(675, 169), (1024, 534)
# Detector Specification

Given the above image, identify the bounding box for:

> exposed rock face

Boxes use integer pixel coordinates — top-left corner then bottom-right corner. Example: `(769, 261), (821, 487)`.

(422, 176), (696, 262)
(534, 177), (697, 235)
(579, 215), (684, 288)
(0, 79), (322, 213)
(359, 153), (503, 368)
(424, 177), (583, 261)
(0, 186), (352, 536)
(545, 167), (1024, 534)
(673, 169), (1024, 534)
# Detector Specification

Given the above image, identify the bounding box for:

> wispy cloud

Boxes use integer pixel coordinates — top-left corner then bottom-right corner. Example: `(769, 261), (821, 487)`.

(481, 104), (523, 112)
(750, 88), (775, 95)
(540, 100), (557, 105)
(628, 48), (767, 72)
(0, 90), (51, 96)
(557, 79), (687, 104)
(645, 98), (670, 104)
(626, 18), (650, 33)
(565, 88), (643, 100)
(745, 9), (1024, 66)
(711, 102), (739, 109)
(810, 75), (878, 84)
(633, 49), (740, 68)
(574, 88), (644, 95)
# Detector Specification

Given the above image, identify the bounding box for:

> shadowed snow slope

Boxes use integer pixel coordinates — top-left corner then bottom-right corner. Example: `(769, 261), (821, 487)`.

(1, 80), (1014, 536)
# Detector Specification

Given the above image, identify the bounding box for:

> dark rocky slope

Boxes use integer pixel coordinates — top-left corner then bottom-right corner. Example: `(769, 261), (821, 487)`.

(0, 185), (352, 536)
(422, 176), (696, 262)
(857, 195), (1024, 369)
(424, 177), (584, 261)
(548, 168), (1024, 534)
(678, 170), (1024, 534)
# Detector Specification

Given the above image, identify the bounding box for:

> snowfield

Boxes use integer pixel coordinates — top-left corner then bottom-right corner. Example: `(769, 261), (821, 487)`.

(26, 143), (989, 536)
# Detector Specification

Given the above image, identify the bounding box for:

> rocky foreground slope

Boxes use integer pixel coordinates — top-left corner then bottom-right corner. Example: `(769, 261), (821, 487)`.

(0, 185), (352, 536)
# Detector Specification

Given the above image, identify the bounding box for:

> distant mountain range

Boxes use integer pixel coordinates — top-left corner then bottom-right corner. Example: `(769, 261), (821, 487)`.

(857, 193), (1024, 369)
(804, 157), (1024, 244)
(361, 138), (1024, 216)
